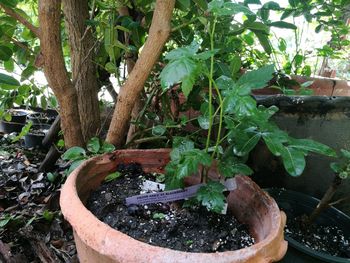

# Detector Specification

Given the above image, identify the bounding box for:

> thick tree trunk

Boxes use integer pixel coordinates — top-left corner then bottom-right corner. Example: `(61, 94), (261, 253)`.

(38, 0), (84, 148)
(106, 0), (175, 147)
(63, 0), (101, 142)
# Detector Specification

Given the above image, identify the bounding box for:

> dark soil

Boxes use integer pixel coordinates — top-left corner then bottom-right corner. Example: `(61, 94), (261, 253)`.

(87, 163), (255, 253)
(285, 216), (350, 258)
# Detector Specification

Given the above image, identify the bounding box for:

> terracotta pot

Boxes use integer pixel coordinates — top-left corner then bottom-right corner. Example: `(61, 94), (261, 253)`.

(253, 75), (350, 96)
(60, 149), (287, 263)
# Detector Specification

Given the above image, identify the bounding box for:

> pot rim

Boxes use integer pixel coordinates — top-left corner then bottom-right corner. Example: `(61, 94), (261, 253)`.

(60, 148), (287, 262)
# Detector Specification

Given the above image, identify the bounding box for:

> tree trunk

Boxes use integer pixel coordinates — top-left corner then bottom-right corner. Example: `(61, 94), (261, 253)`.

(62, 0), (101, 142)
(106, 0), (175, 147)
(38, 0), (84, 148)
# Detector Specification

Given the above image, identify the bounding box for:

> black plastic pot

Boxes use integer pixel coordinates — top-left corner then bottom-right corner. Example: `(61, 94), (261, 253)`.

(26, 112), (55, 125)
(24, 124), (51, 148)
(0, 110), (28, 133)
(266, 188), (350, 263)
(253, 95), (350, 215)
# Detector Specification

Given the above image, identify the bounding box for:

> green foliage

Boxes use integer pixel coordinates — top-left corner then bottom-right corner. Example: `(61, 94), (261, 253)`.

(62, 137), (115, 175)
(196, 181), (226, 213)
(104, 171), (122, 182)
(160, 1), (338, 212)
(330, 149), (350, 180)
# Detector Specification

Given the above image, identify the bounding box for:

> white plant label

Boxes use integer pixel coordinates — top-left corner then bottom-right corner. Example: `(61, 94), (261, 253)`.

(125, 178), (237, 206)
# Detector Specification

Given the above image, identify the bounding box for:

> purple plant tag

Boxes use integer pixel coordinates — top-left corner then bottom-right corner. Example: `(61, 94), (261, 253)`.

(125, 178), (237, 206)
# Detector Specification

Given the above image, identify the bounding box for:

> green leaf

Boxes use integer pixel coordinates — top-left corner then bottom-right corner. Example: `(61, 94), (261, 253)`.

(193, 0), (207, 9)
(263, 1), (280, 10)
(281, 9), (294, 20)
(341, 149), (350, 159)
(198, 115), (210, 130)
(278, 38), (287, 52)
(166, 149), (212, 189)
(87, 137), (100, 154)
(315, 24), (323, 33)
(218, 159), (253, 177)
(244, 0), (261, 4)
(40, 96), (47, 110)
(170, 138), (194, 161)
(0, 73), (20, 86)
(152, 125), (166, 136)
(289, 139), (337, 157)
(330, 162), (342, 173)
(236, 64), (275, 90)
(104, 171), (121, 182)
(234, 96), (257, 116)
(0, 217), (11, 228)
(245, 21), (270, 33)
(105, 62), (118, 73)
(280, 147), (305, 176)
(269, 21), (297, 30)
(4, 59), (14, 72)
(62, 147), (86, 161)
(196, 181), (226, 213)
(165, 42), (199, 61)
(230, 55), (241, 75)
(42, 210), (54, 222)
(263, 133), (284, 156)
(0, 45), (13, 61)
(46, 172), (57, 183)
(176, 0), (191, 11)
(0, 0), (18, 8)
(152, 212), (165, 220)
(160, 57), (199, 95)
(67, 159), (85, 175)
(177, 149), (212, 179)
(216, 76), (235, 90)
(21, 65), (35, 81)
(181, 75), (196, 98)
(254, 31), (272, 54)
(209, 1), (254, 16)
(233, 132), (261, 156)
(101, 142), (115, 153)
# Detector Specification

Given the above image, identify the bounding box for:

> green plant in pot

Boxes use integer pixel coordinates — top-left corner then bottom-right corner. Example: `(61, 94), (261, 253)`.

(58, 1), (340, 262)
(267, 150), (350, 262)
(159, 0), (336, 213)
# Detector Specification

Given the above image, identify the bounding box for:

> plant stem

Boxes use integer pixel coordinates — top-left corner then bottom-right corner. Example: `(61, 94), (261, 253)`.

(205, 18), (217, 152)
(306, 175), (342, 225)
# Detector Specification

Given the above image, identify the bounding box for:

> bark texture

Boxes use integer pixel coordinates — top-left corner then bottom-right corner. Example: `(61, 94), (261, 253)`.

(63, 0), (101, 142)
(38, 0), (84, 148)
(106, 0), (175, 147)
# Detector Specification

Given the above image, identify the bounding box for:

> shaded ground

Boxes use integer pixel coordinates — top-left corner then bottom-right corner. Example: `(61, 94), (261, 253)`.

(0, 134), (77, 263)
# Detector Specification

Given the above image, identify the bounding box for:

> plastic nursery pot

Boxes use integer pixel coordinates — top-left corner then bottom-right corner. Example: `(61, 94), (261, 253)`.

(60, 149), (287, 263)
(266, 188), (350, 263)
(252, 95), (350, 215)
(24, 124), (51, 148)
(26, 112), (55, 124)
(0, 110), (28, 133)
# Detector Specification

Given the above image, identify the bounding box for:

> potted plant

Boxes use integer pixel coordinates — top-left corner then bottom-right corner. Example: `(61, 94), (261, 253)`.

(59, 1), (341, 262)
(23, 123), (51, 148)
(266, 149), (350, 262)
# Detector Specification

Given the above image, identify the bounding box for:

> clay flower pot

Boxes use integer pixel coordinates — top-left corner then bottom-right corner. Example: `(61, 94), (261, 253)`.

(60, 149), (287, 263)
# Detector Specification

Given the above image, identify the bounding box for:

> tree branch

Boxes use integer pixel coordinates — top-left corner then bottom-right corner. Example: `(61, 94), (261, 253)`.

(106, 0), (175, 147)
(38, 0), (84, 148)
(0, 3), (40, 38)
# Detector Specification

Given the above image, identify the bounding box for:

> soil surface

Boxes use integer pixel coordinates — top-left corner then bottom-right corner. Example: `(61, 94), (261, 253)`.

(285, 216), (350, 258)
(87, 163), (255, 253)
